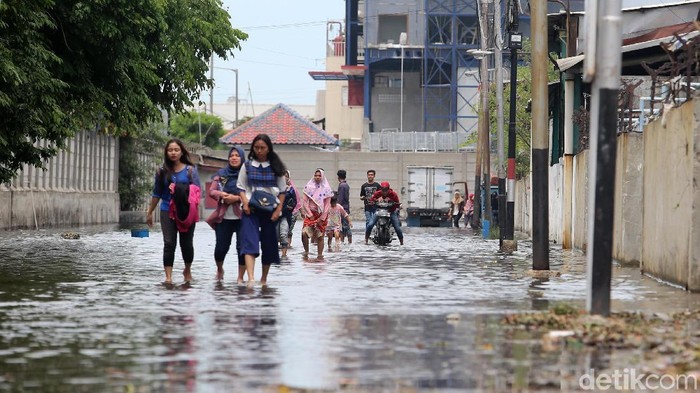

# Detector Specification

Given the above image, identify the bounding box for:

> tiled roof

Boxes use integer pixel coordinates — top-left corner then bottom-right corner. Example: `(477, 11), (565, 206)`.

(220, 103), (337, 146)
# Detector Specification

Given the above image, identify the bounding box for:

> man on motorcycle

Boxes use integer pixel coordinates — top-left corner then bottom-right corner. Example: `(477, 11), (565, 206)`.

(365, 182), (404, 245)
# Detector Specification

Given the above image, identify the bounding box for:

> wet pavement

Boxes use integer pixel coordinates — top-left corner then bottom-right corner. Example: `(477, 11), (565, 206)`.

(1, 224), (699, 392)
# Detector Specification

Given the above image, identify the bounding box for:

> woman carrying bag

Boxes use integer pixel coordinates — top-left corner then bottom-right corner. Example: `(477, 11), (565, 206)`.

(236, 134), (287, 286)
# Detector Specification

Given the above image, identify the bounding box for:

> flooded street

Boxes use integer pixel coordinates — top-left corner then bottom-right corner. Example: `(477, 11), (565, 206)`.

(1, 224), (699, 392)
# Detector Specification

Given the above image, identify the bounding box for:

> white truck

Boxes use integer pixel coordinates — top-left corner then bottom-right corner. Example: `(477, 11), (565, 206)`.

(406, 166), (455, 227)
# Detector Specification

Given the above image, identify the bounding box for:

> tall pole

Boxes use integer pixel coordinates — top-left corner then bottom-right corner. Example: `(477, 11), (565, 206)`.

(198, 104), (202, 145)
(504, 0), (520, 251)
(234, 69), (239, 128)
(400, 44), (404, 132)
(480, 0), (492, 237)
(209, 56), (214, 115)
(494, 0), (506, 246)
(585, 0), (621, 316)
(531, 0), (549, 270)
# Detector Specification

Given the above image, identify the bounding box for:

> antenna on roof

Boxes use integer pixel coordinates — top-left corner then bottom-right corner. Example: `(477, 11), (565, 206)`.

(247, 82), (255, 117)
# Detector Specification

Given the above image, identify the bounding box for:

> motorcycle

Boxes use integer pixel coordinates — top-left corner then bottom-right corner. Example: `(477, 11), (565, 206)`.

(371, 200), (396, 245)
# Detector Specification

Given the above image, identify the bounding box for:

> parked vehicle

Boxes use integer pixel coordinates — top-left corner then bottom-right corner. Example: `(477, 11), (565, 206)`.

(371, 201), (395, 245)
(406, 166), (454, 227)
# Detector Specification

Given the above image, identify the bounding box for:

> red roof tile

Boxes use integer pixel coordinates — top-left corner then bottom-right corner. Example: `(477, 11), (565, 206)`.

(220, 103), (337, 146)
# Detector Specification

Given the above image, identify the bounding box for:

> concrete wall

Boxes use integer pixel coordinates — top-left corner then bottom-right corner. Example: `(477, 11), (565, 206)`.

(509, 99), (700, 290)
(613, 132), (644, 265)
(692, 101), (700, 291)
(642, 100), (697, 289)
(571, 150), (589, 251)
(549, 163), (564, 245)
(513, 175), (531, 234)
(280, 151), (476, 220)
(0, 131), (120, 230)
(0, 190), (119, 229)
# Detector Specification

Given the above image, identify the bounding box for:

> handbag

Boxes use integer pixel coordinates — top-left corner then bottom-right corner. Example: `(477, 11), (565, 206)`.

(249, 190), (278, 212)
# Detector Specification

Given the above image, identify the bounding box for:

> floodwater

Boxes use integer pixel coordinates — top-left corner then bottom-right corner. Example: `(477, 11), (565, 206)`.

(0, 224), (699, 392)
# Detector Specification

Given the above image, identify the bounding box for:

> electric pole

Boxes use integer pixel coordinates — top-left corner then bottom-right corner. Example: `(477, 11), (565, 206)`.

(494, 0), (506, 247)
(504, 0), (521, 252)
(531, 0), (550, 270)
(585, 0), (622, 316)
(478, 0), (492, 237)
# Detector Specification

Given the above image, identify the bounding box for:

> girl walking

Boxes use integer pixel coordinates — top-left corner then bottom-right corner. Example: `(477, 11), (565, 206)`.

(300, 169), (333, 261)
(236, 134), (287, 286)
(207, 145), (246, 282)
(147, 139), (201, 284)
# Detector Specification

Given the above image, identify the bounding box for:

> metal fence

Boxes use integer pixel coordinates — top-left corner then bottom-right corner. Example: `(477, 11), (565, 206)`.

(368, 130), (473, 152)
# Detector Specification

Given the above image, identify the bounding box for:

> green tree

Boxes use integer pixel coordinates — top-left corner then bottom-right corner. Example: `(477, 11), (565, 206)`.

(0, 0), (247, 184)
(118, 123), (166, 211)
(487, 38), (559, 179)
(170, 111), (225, 149)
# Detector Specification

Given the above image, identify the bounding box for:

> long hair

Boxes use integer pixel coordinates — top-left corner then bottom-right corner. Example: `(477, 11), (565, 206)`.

(162, 138), (194, 177)
(248, 133), (286, 177)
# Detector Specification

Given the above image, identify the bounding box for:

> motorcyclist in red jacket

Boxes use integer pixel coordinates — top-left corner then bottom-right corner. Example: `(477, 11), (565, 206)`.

(365, 182), (404, 245)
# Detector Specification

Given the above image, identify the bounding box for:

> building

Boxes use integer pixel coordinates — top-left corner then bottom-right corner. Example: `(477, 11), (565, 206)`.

(310, 0), (586, 152)
(219, 103), (338, 153)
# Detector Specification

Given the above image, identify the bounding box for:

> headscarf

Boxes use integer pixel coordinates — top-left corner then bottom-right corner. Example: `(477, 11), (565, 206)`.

(302, 169), (334, 213)
(285, 170), (302, 214)
(214, 145), (246, 193)
(452, 191), (464, 204)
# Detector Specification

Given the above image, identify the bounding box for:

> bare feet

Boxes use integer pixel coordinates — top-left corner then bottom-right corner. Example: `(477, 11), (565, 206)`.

(183, 267), (193, 282)
(215, 267), (224, 281)
(302, 251), (309, 260)
(246, 279), (255, 287)
(315, 254), (324, 262)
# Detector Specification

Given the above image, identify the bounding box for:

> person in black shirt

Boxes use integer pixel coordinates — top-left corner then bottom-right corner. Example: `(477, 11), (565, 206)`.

(359, 169), (381, 234)
(336, 169), (352, 243)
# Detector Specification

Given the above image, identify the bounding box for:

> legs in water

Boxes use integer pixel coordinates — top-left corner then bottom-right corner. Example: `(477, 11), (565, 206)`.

(237, 265), (246, 284)
(164, 266), (173, 284)
(215, 261), (224, 280)
(244, 254), (256, 286)
(260, 264), (271, 286)
(316, 232), (324, 260)
(183, 263), (193, 282)
(301, 231), (310, 259)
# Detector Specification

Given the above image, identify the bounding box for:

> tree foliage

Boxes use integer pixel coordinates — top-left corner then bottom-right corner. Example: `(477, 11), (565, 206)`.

(170, 111), (226, 149)
(0, 0), (247, 184)
(118, 123), (166, 211)
(487, 38), (559, 179)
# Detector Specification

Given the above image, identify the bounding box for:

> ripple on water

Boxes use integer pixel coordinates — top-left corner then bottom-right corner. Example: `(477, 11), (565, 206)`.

(0, 225), (699, 392)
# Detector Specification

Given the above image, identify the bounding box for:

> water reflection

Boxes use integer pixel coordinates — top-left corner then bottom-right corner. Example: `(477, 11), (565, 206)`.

(0, 225), (699, 391)
(158, 315), (197, 393)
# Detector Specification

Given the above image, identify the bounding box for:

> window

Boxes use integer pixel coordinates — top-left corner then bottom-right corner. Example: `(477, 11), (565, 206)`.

(378, 14), (408, 44)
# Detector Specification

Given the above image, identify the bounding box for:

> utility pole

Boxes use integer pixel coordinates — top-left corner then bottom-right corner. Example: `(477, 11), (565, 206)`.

(479, 0), (492, 237)
(494, 0), (506, 247)
(531, 0), (549, 270)
(209, 56), (214, 115)
(585, 0), (621, 316)
(504, 0), (521, 252)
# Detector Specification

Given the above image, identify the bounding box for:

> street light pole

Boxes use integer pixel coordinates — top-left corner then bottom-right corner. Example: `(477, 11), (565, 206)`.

(400, 45), (404, 133)
(209, 57), (214, 115)
(494, 0), (506, 248)
(399, 31), (406, 133)
(504, 0), (521, 252)
(213, 66), (239, 127)
(585, 0), (622, 317)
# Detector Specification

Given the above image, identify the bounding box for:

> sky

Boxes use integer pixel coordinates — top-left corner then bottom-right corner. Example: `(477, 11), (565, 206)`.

(202, 0), (345, 107)
(202, 0), (690, 107)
